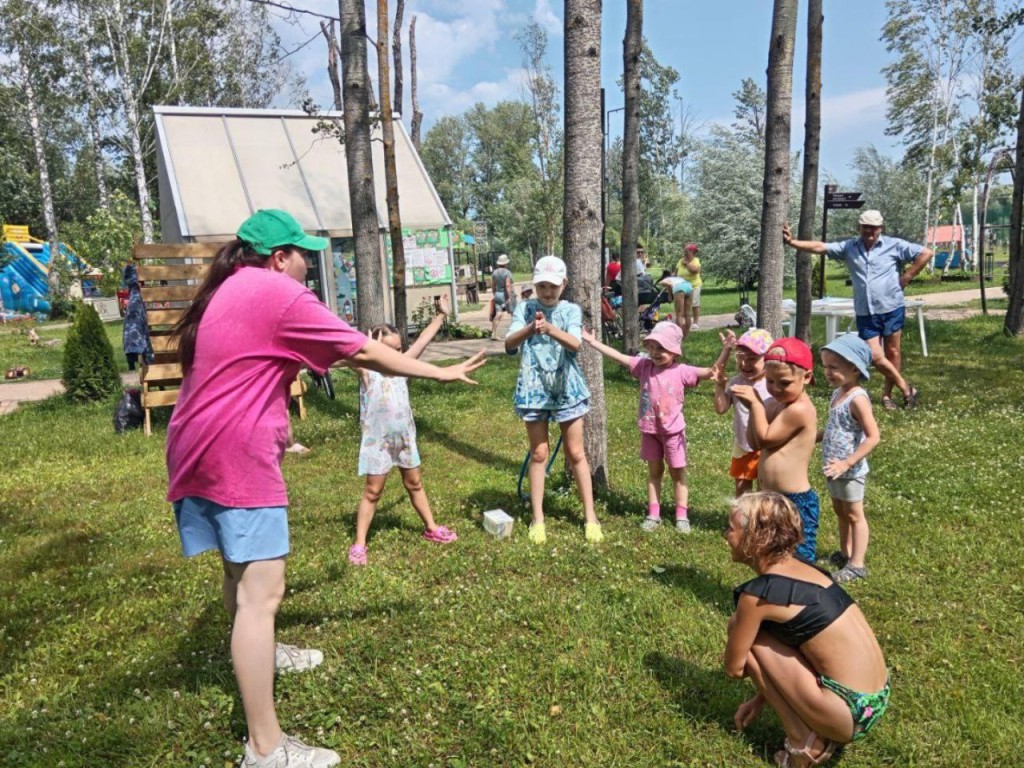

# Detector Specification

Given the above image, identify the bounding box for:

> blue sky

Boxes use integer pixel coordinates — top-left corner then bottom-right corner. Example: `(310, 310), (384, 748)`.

(272, 2), (914, 185)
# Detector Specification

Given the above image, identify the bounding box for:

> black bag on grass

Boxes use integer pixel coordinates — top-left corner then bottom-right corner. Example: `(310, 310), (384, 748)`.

(113, 388), (144, 433)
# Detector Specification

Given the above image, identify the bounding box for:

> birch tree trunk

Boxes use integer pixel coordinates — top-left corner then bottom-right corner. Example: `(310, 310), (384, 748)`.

(620, 0), (642, 355)
(16, 52), (61, 292)
(563, 0), (607, 491)
(410, 15), (423, 149)
(795, 0), (822, 343)
(392, 0), (404, 116)
(755, 0), (798, 339)
(1004, 84), (1024, 337)
(377, 0), (408, 344)
(80, 12), (109, 210)
(340, 0), (386, 330)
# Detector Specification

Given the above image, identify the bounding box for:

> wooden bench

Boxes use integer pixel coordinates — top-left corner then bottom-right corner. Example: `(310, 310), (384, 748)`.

(134, 243), (306, 436)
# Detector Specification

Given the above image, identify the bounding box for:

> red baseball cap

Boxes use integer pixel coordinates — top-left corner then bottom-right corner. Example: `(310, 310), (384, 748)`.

(764, 337), (814, 372)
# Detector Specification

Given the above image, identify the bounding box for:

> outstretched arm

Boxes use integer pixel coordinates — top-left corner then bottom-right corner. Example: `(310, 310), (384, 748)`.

(405, 294), (449, 359)
(782, 223), (827, 254)
(581, 327), (633, 367)
(350, 339), (486, 384)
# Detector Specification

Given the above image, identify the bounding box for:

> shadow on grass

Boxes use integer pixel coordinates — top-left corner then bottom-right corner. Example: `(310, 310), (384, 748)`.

(644, 651), (784, 764)
(650, 564), (734, 616)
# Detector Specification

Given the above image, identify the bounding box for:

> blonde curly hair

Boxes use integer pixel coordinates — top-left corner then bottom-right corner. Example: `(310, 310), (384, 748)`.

(733, 491), (803, 566)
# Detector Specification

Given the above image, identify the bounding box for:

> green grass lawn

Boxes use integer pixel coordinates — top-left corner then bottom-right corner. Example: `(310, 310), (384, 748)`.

(0, 319), (128, 379)
(1, 316), (1022, 766)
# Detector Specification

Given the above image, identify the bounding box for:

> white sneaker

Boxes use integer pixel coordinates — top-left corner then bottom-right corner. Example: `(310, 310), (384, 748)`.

(675, 519), (691, 534)
(243, 734), (340, 767)
(274, 643), (323, 673)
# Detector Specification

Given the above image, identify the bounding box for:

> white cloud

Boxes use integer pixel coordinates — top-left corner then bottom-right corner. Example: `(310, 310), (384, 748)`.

(532, 0), (561, 36)
(423, 68), (530, 116)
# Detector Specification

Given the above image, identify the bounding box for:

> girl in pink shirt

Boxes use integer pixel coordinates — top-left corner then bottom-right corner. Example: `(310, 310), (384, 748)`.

(582, 321), (719, 533)
(166, 209), (485, 768)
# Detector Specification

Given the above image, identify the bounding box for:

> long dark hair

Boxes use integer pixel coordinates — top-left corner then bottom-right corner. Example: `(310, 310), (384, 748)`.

(172, 239), (269, 373)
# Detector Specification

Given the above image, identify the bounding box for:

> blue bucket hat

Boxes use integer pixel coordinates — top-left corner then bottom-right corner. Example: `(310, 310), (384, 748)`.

(822, 334), (872, 380)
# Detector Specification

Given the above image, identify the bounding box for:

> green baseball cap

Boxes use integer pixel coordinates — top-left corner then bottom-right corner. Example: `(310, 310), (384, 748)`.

(237, 209), (329, 256)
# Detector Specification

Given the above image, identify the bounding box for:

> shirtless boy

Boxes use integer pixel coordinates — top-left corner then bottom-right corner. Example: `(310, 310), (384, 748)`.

(730, 337), (820, 561)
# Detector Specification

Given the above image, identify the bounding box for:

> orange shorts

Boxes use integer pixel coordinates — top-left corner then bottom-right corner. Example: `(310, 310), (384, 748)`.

(729, 450), (760, 481)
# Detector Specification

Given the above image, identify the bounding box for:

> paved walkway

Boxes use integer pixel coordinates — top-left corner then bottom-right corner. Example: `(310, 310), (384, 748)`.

(0, 286), (994, 413)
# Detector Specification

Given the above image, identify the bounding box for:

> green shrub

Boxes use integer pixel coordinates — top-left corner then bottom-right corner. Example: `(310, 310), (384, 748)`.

(61, 303), (121, 402)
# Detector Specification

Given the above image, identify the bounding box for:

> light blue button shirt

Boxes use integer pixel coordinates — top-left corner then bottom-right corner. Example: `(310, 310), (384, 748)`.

(507, 299), (590, 411)
(825, 235), (924, 316)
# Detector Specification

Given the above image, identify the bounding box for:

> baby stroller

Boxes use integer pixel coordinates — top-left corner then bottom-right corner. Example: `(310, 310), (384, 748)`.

(600, 290), (622, 339)
(639, 286), (672, 333)
(735, 304), (757, 331)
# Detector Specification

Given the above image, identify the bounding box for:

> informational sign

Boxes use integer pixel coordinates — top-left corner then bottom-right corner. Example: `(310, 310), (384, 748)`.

(385, 227), (452, 286)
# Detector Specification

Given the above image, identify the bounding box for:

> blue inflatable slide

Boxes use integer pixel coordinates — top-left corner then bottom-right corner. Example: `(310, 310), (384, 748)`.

(1, 227), (93, 316)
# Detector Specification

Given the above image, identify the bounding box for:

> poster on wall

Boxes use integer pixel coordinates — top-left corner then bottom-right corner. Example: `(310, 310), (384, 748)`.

(331, 238), (357, 323)
(385, 228), (452, 287)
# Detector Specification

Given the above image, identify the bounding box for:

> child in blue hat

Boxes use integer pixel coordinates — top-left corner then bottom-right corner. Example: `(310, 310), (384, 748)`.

(819, 334), (880, 583)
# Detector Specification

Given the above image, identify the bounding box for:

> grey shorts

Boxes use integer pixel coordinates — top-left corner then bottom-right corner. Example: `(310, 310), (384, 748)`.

(826, 476), (866, 503)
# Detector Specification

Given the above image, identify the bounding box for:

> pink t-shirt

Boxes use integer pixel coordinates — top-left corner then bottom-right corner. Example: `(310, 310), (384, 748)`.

(166, 267), (367, 508)
(628, 356), (702, 435)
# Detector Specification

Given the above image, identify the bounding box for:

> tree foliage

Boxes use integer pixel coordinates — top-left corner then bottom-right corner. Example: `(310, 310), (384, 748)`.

(62, 303), (122, 402)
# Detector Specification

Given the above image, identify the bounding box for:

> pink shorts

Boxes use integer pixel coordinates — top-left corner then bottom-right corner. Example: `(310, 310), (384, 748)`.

(640, 431), (687, 469)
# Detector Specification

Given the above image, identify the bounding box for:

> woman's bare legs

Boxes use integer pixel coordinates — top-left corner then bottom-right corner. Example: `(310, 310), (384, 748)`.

(223, 557), (286, 758)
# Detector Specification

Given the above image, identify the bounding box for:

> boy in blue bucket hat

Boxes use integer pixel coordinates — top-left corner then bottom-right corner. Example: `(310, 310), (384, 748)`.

(819, 334), (880, 583)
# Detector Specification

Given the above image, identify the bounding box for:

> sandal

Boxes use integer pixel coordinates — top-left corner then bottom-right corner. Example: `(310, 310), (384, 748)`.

(348, 544), (367, 565)
(423, 525), (457, 544)
(903, 385), (920, 408)
(774, 731), (837, 767)
(640, 516), (661, 532)
(880, 395), (899, 411)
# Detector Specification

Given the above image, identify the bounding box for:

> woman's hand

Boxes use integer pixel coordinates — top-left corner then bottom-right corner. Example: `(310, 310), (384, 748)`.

(437, 350), (487, 384)
(733, 695), (765, 731)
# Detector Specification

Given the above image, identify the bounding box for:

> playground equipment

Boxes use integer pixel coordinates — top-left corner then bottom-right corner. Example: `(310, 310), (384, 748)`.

(1, 225), (97, 316)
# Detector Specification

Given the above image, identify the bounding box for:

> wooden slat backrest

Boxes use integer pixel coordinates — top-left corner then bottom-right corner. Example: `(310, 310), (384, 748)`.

(133, 241), (307, 433)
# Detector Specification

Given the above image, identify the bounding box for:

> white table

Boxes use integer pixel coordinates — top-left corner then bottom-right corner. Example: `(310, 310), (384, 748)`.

(782, 298), (928, 356)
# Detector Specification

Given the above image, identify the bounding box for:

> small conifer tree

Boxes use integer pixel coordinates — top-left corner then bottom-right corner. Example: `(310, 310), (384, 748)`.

(62, 304), (121, 402)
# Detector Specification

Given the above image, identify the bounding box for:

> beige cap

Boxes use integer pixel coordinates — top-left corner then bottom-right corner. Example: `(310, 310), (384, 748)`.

(858, 210), (884, 227)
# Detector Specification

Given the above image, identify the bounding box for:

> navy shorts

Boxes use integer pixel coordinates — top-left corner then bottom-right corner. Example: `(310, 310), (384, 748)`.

(856, 306), (905, 340)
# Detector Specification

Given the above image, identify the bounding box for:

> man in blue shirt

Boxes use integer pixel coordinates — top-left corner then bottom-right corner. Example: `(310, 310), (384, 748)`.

(782, 210), (933, 410)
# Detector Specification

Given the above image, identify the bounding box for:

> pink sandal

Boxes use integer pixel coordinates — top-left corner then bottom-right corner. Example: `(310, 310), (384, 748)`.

(348, 544), (367, 565)
(774, 731), (837, 767)
(422, 525), (457, 544)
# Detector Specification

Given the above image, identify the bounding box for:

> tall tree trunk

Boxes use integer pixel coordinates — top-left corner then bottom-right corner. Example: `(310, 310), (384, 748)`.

(105, 0), (157, 243)
(81, 13), (109, 210)
(340, 0), (386, 330)
(755, 0), (798, 339)
(377, 0), (408, 344)
(410, 14), (423, 149)
(392, 0), (404, 117)
(795, 0), (822, 342)
(1004, 84), (1024, 336)
(563, 0), (607, 491)
(16, 52), (61, 293)
(320, 20), (343, 110)
(620, 0), (642, 355)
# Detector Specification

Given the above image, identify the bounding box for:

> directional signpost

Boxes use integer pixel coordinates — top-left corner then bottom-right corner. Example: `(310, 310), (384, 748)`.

(818, 185), (865, 297)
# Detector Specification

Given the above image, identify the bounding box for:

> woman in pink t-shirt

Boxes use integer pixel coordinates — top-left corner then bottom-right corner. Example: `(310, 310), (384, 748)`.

(166, 209), (485, 768)
(581, 321), (719, 533)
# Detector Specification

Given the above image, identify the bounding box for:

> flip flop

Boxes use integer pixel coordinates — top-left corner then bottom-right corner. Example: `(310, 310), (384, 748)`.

(881, 395), (899, 411)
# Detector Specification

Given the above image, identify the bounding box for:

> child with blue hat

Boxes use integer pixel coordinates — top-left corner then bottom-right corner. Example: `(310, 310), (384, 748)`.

(819, 334), (880, 583)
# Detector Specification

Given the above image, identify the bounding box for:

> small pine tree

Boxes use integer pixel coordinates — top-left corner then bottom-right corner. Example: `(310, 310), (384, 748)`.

(62, 304), (121, 402)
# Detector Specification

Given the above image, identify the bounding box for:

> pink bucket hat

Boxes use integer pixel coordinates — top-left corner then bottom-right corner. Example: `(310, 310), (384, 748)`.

(643, 321), (683, 356)
(736, 328), (773, 356)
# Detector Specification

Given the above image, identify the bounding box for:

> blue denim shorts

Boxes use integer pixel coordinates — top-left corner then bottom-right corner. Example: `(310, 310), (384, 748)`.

(516, 398), (590, 423)
(856, 306), (905, 340)
(173, 496), (289, 563)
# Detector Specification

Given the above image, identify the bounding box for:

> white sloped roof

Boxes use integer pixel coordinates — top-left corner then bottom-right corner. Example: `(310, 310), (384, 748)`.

(154, 106), (450, 240)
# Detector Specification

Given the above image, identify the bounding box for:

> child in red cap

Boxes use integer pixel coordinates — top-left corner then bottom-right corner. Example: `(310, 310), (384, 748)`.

(730, 337), (820, 560)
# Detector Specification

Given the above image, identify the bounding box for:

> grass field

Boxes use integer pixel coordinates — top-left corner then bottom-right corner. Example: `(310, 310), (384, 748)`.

(1, 315), (1022, 767)
(0, 320), (128, 380)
